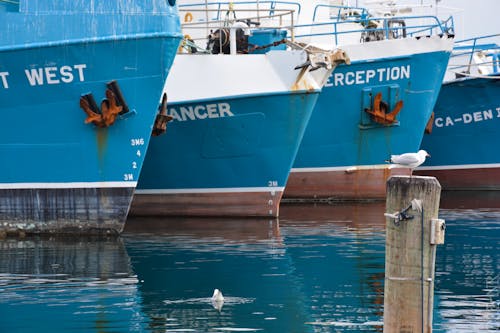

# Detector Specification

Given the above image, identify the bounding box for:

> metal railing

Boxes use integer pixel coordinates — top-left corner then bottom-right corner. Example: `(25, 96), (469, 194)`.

(178, 1), (455, 53)
(180, 1), (301, 21)
(179, 6), (296, 54)
(447, 34), (500, 78)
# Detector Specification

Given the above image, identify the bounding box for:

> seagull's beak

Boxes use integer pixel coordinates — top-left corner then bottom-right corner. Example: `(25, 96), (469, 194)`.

(426, 153), (431, 157)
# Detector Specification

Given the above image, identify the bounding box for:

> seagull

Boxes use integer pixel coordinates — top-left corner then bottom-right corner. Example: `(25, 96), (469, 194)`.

(386, 150), (430, 171)
(211, 289), (224, 311)
(211, 289), (224, 302)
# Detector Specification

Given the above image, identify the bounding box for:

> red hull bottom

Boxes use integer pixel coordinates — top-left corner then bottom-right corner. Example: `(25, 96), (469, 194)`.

(415, 167), (500, 190)
(284, 167), (411, 200)
(130, 190), (283, 217)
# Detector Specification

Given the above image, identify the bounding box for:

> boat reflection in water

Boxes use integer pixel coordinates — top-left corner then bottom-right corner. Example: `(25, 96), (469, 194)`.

(0, 236), (146, 332)
(124, 203), (387, 332)
(0, 198), (496, 332)
(434, 203), (499, 332)
(440, 190), (500, 210)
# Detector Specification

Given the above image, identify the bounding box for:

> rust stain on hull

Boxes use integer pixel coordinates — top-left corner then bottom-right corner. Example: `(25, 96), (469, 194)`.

(130, 190), (284, 217)
(284, 167), (411, 200)
(415, 167), (500, 190)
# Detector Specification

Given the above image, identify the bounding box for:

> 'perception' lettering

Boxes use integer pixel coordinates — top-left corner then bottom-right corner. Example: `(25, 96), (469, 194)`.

(326, 65), (411, 87)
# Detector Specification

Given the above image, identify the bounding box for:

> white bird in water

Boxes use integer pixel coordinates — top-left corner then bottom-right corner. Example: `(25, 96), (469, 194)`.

(211, 288), (224, 302)
(386, 150), (430, 170)
(211, 289), (224, 311)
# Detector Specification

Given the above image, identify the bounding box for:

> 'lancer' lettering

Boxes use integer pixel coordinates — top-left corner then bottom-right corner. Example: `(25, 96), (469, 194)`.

(169, 102), (234, 121)
(325, 65), (411, 87)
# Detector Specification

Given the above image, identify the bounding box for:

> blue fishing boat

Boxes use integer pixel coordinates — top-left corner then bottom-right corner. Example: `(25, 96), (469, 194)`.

(416, 34), (500, 189)
(278, 1), (455, 200)
(0, 1), (182, 233)
(132, 4), (345, 217)
(183, 2), (454, 200)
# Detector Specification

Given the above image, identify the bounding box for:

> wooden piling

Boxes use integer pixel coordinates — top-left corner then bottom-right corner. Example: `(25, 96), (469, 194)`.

(383, 176), (445, 333)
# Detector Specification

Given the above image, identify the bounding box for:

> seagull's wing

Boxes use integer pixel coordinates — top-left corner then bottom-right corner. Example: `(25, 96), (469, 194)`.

(391, 153), (420, 165)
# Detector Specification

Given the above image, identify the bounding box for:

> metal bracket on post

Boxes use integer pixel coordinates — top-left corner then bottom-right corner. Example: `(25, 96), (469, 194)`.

(384, 198), (422, 226)
(430, 219), (446, 245)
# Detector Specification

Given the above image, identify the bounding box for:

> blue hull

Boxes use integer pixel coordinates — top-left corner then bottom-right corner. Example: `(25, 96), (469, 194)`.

(285, 46), (451, 199)
(0, 1), (182, 233)
(417, 77), (500, 189)
(133, 91), (319, 217)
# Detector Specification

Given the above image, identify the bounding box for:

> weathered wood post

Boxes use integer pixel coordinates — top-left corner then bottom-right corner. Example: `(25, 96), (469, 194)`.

(383, 176), (445, 333)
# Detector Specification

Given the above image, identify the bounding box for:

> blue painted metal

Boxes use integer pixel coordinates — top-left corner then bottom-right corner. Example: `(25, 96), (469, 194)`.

(417, 36), (500, 186)
(248, 29), (287, 53)
(294, 49), (451, 169)
(0, 0), (182, 233)
(421, 76), (500, 167)
(413, 35), (500, 189)
(137, 91), (318, 191)
(278, 1), (455, 199)
(420, 35), (500, 169)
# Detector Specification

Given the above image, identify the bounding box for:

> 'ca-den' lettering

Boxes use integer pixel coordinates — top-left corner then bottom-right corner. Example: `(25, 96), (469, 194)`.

(169, 102), (234, 122)
(0, 72), (9, 89)
(25, 64), (87, 86)
(327, 65), (411, 87)
(435, 108), (499, 127)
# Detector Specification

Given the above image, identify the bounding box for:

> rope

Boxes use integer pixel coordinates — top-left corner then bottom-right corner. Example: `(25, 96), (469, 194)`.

(179, 37), (210, 54)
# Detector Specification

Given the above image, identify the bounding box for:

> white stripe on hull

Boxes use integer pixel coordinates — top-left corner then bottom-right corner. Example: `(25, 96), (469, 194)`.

(0, 181), (137, 189)
(417, 163), (500, 171)
(291, 164), (403, 173)
(135, 186), (285, 194)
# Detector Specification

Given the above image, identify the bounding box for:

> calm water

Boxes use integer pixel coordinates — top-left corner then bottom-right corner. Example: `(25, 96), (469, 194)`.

(0, 193), (498, 332)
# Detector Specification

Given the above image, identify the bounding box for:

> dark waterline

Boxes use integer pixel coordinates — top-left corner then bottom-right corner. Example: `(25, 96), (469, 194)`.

(0, 192), (498, 332)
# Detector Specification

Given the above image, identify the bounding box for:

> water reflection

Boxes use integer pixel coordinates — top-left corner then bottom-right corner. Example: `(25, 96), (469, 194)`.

(440, 190), (500, 209)
(123, 203), (387, 332)
(124, 217), (302, 332)
(280, 203), (386, 332)
(0, 235), (146, 332)
(0, 199), (497, 332)
(434, 209), (499, 332)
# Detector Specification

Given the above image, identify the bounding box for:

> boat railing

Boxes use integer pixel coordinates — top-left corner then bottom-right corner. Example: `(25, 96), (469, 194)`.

(180, 1), (301, 21)
(178, 1), (454, 54)
(178, 5), (296, 54)
(447, 34), (500, 79)
(294, 14), (454, 47)
(311, 4), (370, 22)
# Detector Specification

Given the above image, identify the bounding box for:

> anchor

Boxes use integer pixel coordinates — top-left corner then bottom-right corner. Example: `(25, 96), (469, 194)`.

(79, 80), (128, 128)
(152, 93), (173, 136)
(364, 92), (403, 125)
(425, 112), (435, 134)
